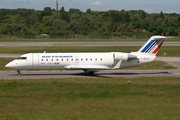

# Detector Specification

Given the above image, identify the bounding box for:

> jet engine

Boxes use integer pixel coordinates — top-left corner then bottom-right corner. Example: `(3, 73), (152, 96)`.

(114, 53), (137, 61)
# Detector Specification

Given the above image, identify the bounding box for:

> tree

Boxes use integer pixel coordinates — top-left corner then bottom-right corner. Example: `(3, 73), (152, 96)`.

(60, 7), (65, 13)
(39, 7), (52, 21)
(141, 11), (147, 20)
(178, 16), (180, 22)
(78, 16), (93, 35)
(159, 11), (165, 20)
(28, 14), (39, 25)
(110, 11), (124, 23)
(124, 12), (131, 22)
(168, 27), (178, 36)
(69, 8), (82, 14)
(52, 19), (68, 30)
(61, 12), (70, 23)
(44, 7), (51, 13)
(42, 16), (53, 26)
(86, 8), (92, 14)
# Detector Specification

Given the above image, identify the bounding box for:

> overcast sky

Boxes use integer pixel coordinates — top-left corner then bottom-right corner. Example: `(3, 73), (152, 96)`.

(0, 0), (180, 13)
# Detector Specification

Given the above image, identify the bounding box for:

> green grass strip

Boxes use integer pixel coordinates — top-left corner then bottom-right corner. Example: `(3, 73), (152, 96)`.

(0, 37), (179, 42)
(0, 77), (180, 119)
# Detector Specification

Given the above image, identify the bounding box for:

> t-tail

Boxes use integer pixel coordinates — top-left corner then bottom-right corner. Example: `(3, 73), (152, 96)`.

(137, 36), (167, 55)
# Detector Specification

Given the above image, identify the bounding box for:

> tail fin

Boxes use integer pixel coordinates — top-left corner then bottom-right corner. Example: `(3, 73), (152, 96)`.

(137, 36), (167, 55)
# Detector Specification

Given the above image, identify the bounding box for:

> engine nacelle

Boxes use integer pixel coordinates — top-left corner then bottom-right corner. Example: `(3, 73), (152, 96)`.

(114, 53), (137, 61)
(114, 53), (128, 61)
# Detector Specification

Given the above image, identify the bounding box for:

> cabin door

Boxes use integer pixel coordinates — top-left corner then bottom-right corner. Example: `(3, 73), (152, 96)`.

(75, 56), (79, 63)
(32, 53), (39, 66)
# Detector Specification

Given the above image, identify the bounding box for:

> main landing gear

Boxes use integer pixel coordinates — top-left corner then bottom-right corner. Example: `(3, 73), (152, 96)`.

(17, 70), (21, 76)
(84, 70), (95, 76)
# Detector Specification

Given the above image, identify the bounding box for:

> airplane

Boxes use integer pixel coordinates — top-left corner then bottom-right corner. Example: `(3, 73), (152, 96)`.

(6, 36), (167, 76)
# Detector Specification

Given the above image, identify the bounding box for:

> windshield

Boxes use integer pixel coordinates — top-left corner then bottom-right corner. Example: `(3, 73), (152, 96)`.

(16, 57), (27, 60)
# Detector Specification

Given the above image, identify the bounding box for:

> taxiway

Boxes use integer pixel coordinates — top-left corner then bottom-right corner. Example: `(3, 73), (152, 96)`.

(1, 70), (180, 80)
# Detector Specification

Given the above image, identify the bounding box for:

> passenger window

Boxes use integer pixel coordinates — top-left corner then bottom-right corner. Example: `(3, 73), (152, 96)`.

(100, 58), (102, 61)
(56, 59), (58, 61)
(51, 59), (53, 61)
(90, 58), (92, 61)
(62, 59), (63, 61)
(71, 59), (73, 61)
(46, 59), (48, 61)
(81, 59), (83, 61)
(95, 58), (97, 61)
(86, 58), (88, 61)
(42, 59), (43, 61)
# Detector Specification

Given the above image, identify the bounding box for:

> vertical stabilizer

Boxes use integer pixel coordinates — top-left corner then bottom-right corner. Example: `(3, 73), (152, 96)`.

(137, 36), (167, 55)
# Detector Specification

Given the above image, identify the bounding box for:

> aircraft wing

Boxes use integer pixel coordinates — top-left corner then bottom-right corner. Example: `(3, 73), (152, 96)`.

(64, 65), (110, 70)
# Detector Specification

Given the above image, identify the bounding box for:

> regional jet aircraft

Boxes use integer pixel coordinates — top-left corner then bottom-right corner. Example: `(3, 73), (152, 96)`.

(6, 36), (167, 75)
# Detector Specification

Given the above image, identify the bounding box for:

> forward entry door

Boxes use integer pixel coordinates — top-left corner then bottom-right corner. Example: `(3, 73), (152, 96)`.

(32, 53), (39, 66)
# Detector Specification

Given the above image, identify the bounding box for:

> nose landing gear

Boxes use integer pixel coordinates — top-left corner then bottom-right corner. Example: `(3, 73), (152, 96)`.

(17, 70), (21, 76)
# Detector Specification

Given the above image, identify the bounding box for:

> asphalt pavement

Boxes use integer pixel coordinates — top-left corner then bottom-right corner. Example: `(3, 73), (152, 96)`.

(1, 70), (180, 80)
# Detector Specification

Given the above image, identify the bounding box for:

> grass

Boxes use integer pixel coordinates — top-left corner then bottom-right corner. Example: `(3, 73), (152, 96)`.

(123, 60), (177, 70)
(0, 77), (180, 119)
(0, 37), (179, 42)
(0, 46), (180, 57)
(0, 37), (148, 43)
(0, 58), (177, 71)
(0, 46), (140, 54)
(0, 58), (15, 71)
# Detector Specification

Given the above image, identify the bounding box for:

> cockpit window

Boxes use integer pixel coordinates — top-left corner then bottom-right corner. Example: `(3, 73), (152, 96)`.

(16, 57), (27, 60)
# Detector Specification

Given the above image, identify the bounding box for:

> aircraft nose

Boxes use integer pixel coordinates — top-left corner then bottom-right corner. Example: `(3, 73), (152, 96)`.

(5, 62), (13, 68)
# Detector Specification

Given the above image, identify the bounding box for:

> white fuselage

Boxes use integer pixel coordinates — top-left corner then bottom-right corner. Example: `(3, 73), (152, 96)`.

(6, 52), (156, 71)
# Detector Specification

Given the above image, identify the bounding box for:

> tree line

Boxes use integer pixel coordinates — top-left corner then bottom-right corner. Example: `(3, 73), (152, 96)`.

(0, 7), (180, 37)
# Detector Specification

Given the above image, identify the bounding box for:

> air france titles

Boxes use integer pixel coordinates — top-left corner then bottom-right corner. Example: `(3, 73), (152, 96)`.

(41, 55), (73, 65)
(42, 55), (73, 58)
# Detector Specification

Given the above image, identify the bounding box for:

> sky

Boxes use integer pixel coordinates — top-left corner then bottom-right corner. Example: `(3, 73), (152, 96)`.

(0, 0), (180, 13)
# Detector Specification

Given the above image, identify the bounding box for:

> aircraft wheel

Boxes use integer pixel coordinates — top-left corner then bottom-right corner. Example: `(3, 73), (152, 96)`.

(84, 70), (95, 76)
(17, 73), (21, 76)
(88, 71), (94, 76)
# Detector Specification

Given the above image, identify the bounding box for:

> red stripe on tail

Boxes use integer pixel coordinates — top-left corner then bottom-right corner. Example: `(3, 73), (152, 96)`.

(152, 40), (164, 54)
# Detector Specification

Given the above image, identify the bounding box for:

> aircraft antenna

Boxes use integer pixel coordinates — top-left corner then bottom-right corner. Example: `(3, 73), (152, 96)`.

(56, 0), (59, 13)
